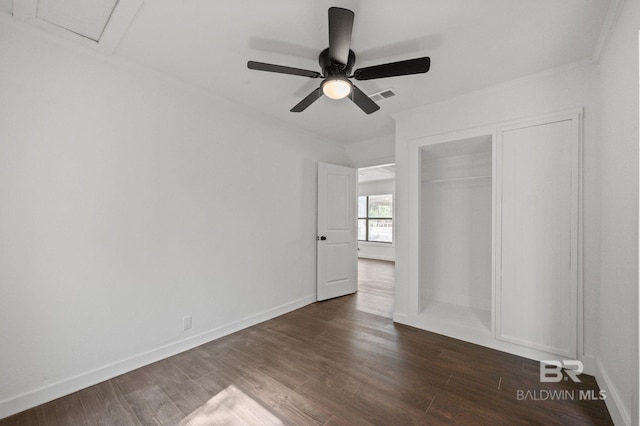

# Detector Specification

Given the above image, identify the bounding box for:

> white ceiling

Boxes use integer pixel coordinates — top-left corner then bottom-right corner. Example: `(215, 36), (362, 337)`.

(36, 0), (118, 41)
(7, 0), (615, 144)
(358, 164), (395, 183)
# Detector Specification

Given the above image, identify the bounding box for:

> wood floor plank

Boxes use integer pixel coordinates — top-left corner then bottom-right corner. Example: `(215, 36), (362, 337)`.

(145, 359), (212, 416)
(427, 391), (524, 425)
(112, 367), (157, 397)
(224, 345), (311, 391)
(275, 346), (354, 391)
(1, 259), (612, 425)
(0, 407), (40, 426)
(344, 359), (440, 410)
(169, 348), (218, 381)
(123, 385), (184, 426)
(294, 378), (376, 426)
(36, 393), (88, 426)
(337, 384), (432, 425)
(209, 349), (333, 425)
(362, 349), (454, 390)
(78, 381), (141, 426)
(177, 384), (284, 426)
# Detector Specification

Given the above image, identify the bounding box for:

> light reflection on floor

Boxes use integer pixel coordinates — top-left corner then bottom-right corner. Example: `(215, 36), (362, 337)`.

(179, 385), (283, 425)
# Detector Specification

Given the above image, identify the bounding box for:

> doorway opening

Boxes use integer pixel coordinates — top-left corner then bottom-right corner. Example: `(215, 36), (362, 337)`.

(356, 164), (396, 318)
(356, 258), (395, 318)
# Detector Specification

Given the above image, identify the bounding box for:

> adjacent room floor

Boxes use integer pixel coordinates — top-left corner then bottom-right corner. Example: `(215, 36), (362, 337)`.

(0, 259), (612, 425)
(354, 258), (395, 319)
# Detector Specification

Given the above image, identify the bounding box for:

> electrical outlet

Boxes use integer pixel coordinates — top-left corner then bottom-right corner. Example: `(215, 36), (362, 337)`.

(183, 316), (192, 331)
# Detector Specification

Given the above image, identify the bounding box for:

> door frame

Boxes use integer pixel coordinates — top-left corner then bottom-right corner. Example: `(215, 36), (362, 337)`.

(356, 163), (397, 263)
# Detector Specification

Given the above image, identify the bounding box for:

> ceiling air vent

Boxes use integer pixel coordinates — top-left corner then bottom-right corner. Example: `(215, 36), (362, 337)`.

(368, 88), (397, 103)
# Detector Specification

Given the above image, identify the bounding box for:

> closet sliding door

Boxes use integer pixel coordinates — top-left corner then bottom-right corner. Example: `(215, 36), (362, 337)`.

(495, 112), (580, 358)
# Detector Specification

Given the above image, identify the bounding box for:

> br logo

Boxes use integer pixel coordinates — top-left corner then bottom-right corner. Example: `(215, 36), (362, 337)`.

(539, 360), (583, 383)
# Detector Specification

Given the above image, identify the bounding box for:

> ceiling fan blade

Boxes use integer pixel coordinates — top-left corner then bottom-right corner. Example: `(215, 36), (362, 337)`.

(248, 61), (321, 78)
(328, 7), (354, 65)
(350, 85), (380, 114)
(354, 57), (431, 80)
(290, 87), (323, 112)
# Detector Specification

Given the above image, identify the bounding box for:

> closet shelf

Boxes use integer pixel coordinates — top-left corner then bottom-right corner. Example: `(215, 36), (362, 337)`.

(425, 175), (492, 184)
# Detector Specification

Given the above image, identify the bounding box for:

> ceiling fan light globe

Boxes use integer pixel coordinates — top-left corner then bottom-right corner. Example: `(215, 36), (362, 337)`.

(322, 79), (352, 100)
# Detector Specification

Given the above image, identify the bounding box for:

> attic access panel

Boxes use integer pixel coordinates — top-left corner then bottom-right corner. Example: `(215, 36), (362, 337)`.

(37, 0), (119, 41)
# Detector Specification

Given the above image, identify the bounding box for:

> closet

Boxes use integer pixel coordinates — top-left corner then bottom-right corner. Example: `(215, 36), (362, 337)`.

(419, 136), (493, 333)
(404, 109), (581, 360)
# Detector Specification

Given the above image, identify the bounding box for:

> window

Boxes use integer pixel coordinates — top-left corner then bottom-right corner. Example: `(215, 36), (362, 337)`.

(358, 194), (393, 243)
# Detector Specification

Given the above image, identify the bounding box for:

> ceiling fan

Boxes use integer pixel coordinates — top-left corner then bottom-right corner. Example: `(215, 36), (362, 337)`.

(247, 7), (431, 114)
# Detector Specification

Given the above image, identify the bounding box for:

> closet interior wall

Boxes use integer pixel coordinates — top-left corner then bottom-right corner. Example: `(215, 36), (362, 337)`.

(419, 136), (493, 331)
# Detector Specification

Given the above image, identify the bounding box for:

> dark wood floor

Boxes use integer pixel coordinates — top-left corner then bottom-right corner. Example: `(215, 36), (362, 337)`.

(1, 259), (612, 425)
(355, 258), (395, 319)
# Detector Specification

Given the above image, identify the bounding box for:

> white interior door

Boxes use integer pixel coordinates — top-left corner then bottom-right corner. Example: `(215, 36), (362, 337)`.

(317, 162), (357, 301)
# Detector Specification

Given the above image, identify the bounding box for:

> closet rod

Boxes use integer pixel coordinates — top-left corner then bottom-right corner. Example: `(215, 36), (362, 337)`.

(426, 175), (492, 184)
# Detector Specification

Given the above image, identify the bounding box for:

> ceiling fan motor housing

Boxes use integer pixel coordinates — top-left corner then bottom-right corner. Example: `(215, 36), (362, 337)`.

(319, 48), (356, 77)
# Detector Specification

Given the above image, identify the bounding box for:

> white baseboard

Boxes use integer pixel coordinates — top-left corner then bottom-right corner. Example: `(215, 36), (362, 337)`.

(393, 312), (410, 323)
(594, 358), (631, 425)
(358, 254), (395, 262)
(579, 355), (597, 376)
(0, 295), (316, 420)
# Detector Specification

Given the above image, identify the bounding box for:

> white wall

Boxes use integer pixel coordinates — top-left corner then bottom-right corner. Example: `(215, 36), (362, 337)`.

(597, 0), (639, 423)
(358, 179), (395, 261)
(394, 62), (602, 361)
(346, 135), (395, 167)
(0, 17), (350, 418)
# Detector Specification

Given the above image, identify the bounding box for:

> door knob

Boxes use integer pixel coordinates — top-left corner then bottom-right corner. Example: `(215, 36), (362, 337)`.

(318, 236), (327, 241)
